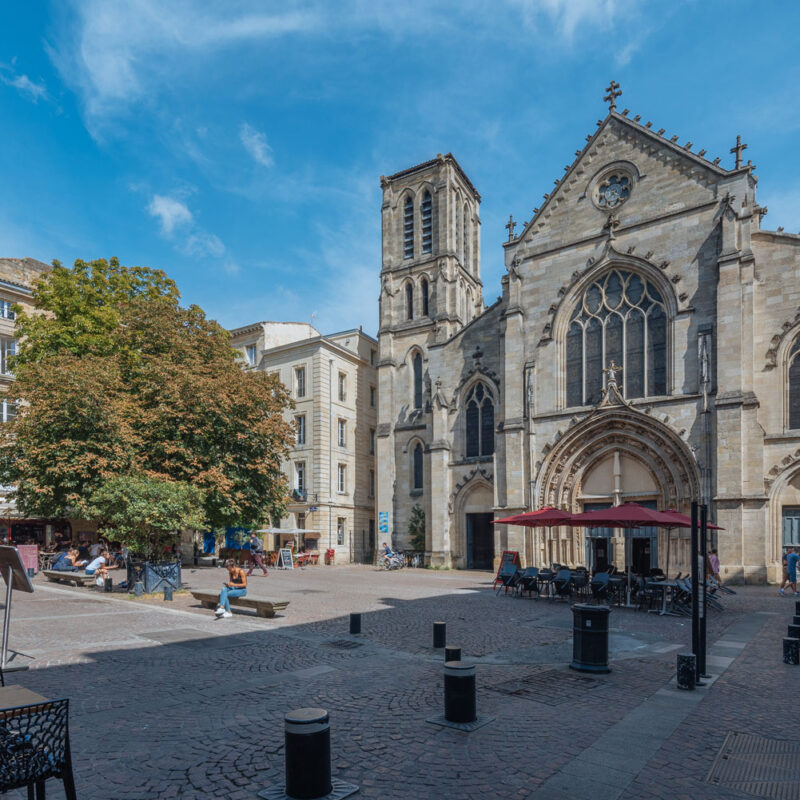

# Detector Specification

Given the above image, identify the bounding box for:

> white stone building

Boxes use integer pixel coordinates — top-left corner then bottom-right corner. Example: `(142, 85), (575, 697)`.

(230, 321), (378, 563)
(376, 91), (800, 583)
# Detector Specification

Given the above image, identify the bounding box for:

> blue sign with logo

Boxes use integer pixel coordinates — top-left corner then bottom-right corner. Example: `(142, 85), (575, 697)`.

(378, 512), (389, 534)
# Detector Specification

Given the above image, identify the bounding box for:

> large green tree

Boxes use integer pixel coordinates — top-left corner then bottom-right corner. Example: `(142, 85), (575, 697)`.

(0, 257), (294, 548)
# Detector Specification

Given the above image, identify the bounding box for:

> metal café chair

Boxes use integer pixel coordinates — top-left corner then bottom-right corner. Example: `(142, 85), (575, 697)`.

(0, 698), (77, 800)
(590, 572), (610, 603)
(553, 568), (573, 601)
(518, 567), (540, 598)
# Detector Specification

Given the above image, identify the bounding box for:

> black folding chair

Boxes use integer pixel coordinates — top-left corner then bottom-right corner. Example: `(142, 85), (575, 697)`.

(0, 698), (77, 800)
(590, 572), (609, 603)
(518, 567), (540, 598)
(553, 568), (573, 601)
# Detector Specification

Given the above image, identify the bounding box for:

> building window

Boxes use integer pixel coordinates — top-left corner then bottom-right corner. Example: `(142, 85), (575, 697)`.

(295, 367), (306, 398)
(295, 462), (306, 495)
(337, 464), (346, 493)
(296, 414), (306, 446)
(413, 353), (423, 410)
(465, 382), (494, 458)
(0, 300), (16, 320)
(370, 386), (376, 407)
(789, 337), (800, 429)
(369, 469), (375, 497)
(369, 428), (375, 455)
(0, 338), (16, 376)
(245, 344), (257, 366)
(421, 278), (429, 316)
(337, 517), (345, 545)
(566, 270), (668, 407)
(413, 442), (423, 490)
(370, 349), (376, 366)
(406, 283), (414, 320)
(297, 512), (306, 530)
(421, 191), (432, 254)
(463, 204), (469, 266)
(338, 372), (346, 401)
(403, 195), (414, 259)
(337, 419), (346, 448)
(0, 399), (17, 423)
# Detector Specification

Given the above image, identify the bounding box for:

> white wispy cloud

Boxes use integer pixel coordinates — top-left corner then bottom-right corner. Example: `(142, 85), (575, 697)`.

(146, 193), (227, 259)
(0, 62), (48, 102)
(147, 194), (193, 235)
(240, 123), (274, 168)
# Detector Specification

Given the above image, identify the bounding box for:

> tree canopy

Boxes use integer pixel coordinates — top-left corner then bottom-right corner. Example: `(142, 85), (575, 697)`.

(0, 257), (293, 553)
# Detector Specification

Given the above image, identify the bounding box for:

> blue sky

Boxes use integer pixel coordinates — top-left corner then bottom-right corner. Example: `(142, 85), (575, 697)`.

(2, 1), (800, 336)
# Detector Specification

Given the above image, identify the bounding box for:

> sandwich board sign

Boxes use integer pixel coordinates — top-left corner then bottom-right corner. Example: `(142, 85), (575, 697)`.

(278, 548), (294, 570)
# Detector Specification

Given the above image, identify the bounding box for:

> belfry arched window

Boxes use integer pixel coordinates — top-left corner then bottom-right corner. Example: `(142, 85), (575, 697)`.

(421, 191), (432, 254)
(789, 336), (800, 429)
(406, 283), (414, 320)
(413, 442), (423, 490)
(465, 382), (494, 458)
(463, 204), (469, 266)
(421, 278), (429, 316)
(413, 353), (423, 409)
(566, 270), (668, 407)
(403, 196), (414, 259)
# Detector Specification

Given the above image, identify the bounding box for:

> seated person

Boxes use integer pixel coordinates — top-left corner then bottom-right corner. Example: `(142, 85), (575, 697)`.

(51, 549), (80, 572)
(214, 559), (247, 618)
(77, 541), (91, 562)
(84, 551), (120, 578)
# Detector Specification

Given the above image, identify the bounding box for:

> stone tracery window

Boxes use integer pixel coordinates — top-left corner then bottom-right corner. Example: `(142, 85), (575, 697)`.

(597, 174), (631, 208)
(403, 195), (414, 259)
(413, 442), (423, 490)
(465, 382), (494, 458)
(790, 336), (800, 429)
(421, 191), (432, 254)
(413, 353), (423, 410)
(566, 270), (667, 406)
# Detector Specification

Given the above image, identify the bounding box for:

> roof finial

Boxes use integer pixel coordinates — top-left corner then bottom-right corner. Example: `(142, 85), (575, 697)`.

(604, 80), (622, 111)
(730, 134), (748, 169)
(505, 214), (516, 242)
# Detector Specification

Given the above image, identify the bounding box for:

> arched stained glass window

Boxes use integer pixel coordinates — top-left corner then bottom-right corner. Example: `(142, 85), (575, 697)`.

(465, 382), (494, 458)
(566, 270), (668, 406)
(406, 283), (414, 320)
(413, 443), (423, 490)
(421, 191), (432, 254)
(413, 353), (423, 409)
(421, 278), (429, 316)
(463, 204), (469, 266)
(403, 196), (414, 259)
(790, 337), (800, 429)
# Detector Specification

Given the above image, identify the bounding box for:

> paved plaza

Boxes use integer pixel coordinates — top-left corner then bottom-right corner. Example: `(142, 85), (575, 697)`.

(2, 565), (797, 799)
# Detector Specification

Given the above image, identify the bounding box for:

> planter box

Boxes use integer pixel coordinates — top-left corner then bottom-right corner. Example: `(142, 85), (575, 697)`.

(127, 560), (182, 593)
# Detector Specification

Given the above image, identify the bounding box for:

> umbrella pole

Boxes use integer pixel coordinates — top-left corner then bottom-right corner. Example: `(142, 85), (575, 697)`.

(665, 529), (671, 580)
(625, 528), (634, 608)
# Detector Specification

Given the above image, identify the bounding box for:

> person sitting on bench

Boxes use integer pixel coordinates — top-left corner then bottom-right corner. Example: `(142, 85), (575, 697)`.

(85, 551), (120, 578)
(215, 559), (247, 618)
(51, 548), (83, 571)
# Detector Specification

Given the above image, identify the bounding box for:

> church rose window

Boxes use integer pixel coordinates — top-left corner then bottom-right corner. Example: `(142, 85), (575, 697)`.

(403, 196), (414, 259)
(790, 337), (800, 429)
(465, 382), (494, 458)
(597, 174), (631, 208)
(421, 191), (432, 254)
(566, 270), (668, 406)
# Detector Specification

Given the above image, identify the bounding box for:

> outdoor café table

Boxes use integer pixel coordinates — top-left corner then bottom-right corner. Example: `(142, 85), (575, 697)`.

(647, 579), (680, 616)
(608, 575), (626, 606)
(38, 551), (57, 571)
(0, 685), (48, 709)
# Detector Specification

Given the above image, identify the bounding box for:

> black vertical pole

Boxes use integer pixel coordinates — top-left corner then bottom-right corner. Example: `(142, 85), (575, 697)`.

(699, 505), (709, 678)
(691, 501), (699, 679)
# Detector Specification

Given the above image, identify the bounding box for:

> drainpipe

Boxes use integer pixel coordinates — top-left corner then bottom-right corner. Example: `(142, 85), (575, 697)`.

(328, 358), (333, 552)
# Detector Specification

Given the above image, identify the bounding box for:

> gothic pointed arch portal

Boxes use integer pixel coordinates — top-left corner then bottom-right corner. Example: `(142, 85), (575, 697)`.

(534, 407), (700, 569)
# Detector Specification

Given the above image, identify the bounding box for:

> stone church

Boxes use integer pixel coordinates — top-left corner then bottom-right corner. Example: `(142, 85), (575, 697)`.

(375, 85), (800, 583)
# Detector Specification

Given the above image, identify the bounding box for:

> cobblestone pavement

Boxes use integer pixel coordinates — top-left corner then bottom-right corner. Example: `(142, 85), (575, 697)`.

(1, 564), (796, 799)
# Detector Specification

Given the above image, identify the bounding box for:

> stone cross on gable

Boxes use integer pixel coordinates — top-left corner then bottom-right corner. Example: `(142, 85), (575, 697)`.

(505, 214), (516, 242)
(603, 360), (622, 387)
(730, 134), (748, 169)
(604, 80), (622, 111)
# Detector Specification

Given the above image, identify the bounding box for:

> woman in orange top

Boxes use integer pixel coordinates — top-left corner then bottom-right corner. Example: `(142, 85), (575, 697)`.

(215, 559), (247, 618)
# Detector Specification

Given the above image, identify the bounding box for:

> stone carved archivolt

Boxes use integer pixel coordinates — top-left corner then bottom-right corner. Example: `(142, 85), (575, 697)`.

(448, 465), (493, 514)
(764, 312), (800, 370)
(535, 407), (699, 511)
(765, 449), (800, 489)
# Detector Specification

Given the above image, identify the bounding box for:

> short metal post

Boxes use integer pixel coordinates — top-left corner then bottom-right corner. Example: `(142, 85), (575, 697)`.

(133, 581), (143, 597)
(285, 708), (332, 799)
(789, 624), (800, 639)
(444, 661), (476, 724)
(349, 613), (361, 635)
(103, 577), (113, 593)
(433, 621), (446, 649)
(445, 645), (461, 662)
(796, 600), (800, 616)
(163, 585), (173, 602)
(26, 567), (34, 578)
(1, 565), (13, 670)
(677, 653), (696, 690)
(793, 615), (800, 626)
(783, 637), (799, 665)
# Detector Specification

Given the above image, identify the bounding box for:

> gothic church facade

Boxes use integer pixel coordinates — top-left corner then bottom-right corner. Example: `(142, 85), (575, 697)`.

(376, 92), (800, 583)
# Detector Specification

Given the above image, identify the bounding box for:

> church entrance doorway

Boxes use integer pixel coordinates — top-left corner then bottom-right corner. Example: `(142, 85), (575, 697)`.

(466, 513), (494, 570)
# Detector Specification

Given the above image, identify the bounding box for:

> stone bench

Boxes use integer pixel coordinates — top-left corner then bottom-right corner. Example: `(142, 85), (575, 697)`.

(42, 570), (97, 587)
(190, 591), (289, 618)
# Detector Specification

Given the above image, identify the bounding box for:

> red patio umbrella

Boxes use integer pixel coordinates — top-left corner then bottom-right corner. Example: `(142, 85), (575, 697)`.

(492, 507), (574, 567)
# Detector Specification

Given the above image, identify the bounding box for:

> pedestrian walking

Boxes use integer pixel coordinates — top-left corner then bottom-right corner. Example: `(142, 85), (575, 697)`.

(781, 547), (799, 597)
(247, 532), (268, 576)
(215, 559), (247, 618)
(780, 546), (792, 595)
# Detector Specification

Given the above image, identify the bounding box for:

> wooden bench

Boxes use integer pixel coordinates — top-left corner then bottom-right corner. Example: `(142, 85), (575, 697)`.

(42, 570), (97, 587)
(190, 591), (289, 618)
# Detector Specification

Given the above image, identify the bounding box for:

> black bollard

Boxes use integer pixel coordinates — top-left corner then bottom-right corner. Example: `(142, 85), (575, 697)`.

(677, 653), (696, 690)
(193, 556), (198, 566)
(133, 581), (143, 597)
(783, 637), (799, 665)
(793, 615), (800, 627)
(163, 585), (173, 602)
(103, 577), (113, 593)
(789, 624), (800, 639)
(285, 708), (332, 799)
(27, 567), (35, 578)
(433, 621), (446, 649)
(445, 645), (461, 662)
(349, 613), (361, 635)
(444, 661), (476, 724)
(570, 604), (611, 673)
(796, 600), (800, 616)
